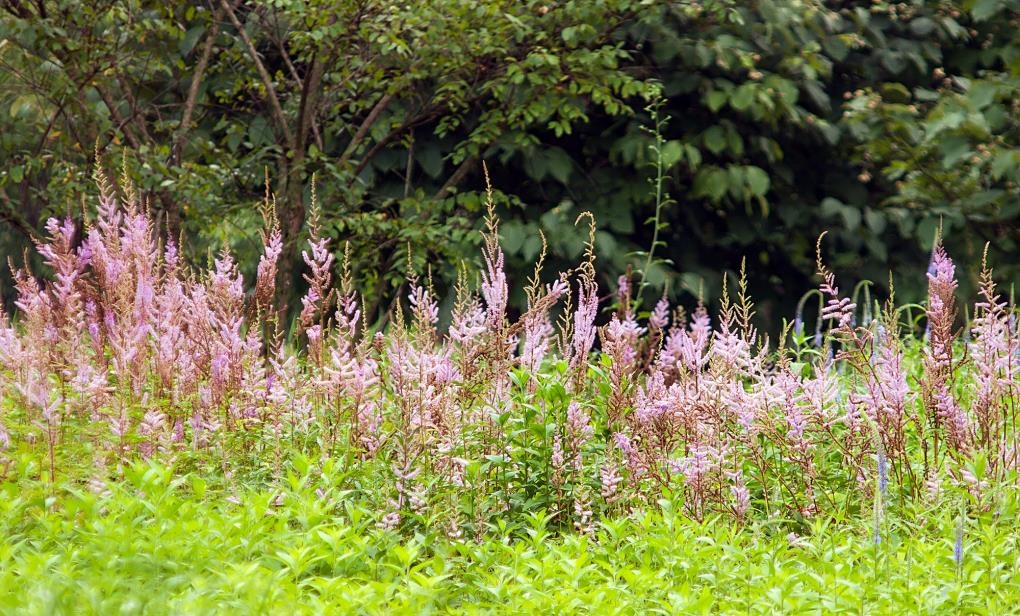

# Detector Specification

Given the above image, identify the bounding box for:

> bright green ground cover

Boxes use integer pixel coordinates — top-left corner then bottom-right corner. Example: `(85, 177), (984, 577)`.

(1, 459), (1017, 615)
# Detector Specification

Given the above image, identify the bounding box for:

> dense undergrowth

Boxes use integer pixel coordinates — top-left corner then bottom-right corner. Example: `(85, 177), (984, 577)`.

(1, 173), (1019, 611)
(2, 461), (1019, 614)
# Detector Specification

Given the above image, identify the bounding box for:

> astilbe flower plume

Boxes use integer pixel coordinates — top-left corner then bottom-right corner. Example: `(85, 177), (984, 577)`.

(450, 298), (486, 348)
(86, 199), (163, 397)
(564, 401), (593, 472)
(658, 304), (711, 380)
(299, 232), (335, 365)
(570, 269), (598, 362)
(671, 442), (726, 521)
(601, 313), (646, 425)
(776, 369), (812, 457)
(323, 271), (382, 454)
(34, 218), (90, 365)
(518, 240), (569, 376)
(255, 220), (283, 315)
(815, 234), (856, 332)
(480, 215), (508, 334)
(12, 257), (56, 370)
(854, 323), (910, 471)
(723, 465), (751, 522)
(600, 457), (623, 503)
(646, 294), (670, 355)
(567, 213), (599, 380)
(922, 242), (963, 463)
(0, 307), (23, 380)
(968, 247), (1019, 473)
(925, 243), (958, 375)
(386, 291), (460, 440)
(934, 389), (971, 455)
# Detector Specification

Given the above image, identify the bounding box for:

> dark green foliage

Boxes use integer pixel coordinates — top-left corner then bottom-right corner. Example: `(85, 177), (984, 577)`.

(2, 0), (1019, 329)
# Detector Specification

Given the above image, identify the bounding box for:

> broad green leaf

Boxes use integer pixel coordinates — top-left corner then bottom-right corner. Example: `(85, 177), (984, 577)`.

(971, 0), (1003, 21)
(744, 166), (770, 197)
(703, 126), (726, 155)
(864, 208), (886, 234)
(939, 135), (971, 169)
(990, 150), (1020, 180)
(416, 144), (444, 178)
(684, 144), (702, 169)
(692, 167), (728, 202)
(730, 84), (755, 111)
(909, 17), (937, 36)
(500, 219), (527, 254)
(706, 90), (728, 112)
(660, 140), (685, 168)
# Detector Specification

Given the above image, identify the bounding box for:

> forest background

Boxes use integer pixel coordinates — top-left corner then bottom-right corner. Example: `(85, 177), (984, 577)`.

(1, 0), (1018, 329)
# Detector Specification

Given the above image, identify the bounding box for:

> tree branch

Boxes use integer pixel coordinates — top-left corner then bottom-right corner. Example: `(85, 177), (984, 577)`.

(173, 1), (229, 166)
(296, 55), (326, 158)
(435, 157), (477, 200)
(257, 6), (302, 86)
(116, 73), (155, 143)
(350, 107), (442, 180)
(338, 92), (394, 168)
(1, 0), (33, 19)
(94, 84), (142, 149)
(219, 0), (294, 147)
(0, 190), (37, 242)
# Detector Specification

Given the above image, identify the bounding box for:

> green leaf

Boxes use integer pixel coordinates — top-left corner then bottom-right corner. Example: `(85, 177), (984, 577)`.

(525, 147), (573, 184)
(180, 25), (206, 56)
(703, 126), (726, 155)
(822, 35), (849, 61)
(660, 140), (685, 168)
(248, 116), (272, 148)
(692, 167), (728, 202)
(803, 81), (830, 113)
(744, 166), (770, 197)
(968, 81), (998, 109)
(726, 129), (743, 157)
(684, 144), (702, 169)
(706, 90), (728, 112)
(416, 144), (444, 178)
(521, 233), (543, 262)
(990, 150), (1020, 180)
(8, 165), (24, 183)
(908, 17), (937, 36)
(939, 135), (971, 169)
(864, 208), (886, 234)
(879, 51), (907, 74)
(972, 0), (1002, 21)
(879, 83), (911, 104)
(190, 476), (207, 499)
(917, 217), (940, 249)
(730, 84), (755, 111)
(727, 165), (746, 199)
(500, 219), (527, 254)
(9, 94), (37, 118)
(820, 197), (860, 230)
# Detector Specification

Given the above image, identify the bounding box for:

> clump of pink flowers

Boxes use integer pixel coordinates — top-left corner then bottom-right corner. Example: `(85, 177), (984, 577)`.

(0, 173), (1017, 535)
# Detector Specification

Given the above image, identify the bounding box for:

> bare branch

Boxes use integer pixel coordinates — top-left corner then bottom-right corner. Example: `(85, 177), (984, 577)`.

(173, 2), (230, 166)
(435, 157), (477, 200)
(94, 84), (142, 149)
(219, 0), (294, 147)
(338, 92), (394, 168)
(350, 107), (442, 179)
(0, 190), (37, 241)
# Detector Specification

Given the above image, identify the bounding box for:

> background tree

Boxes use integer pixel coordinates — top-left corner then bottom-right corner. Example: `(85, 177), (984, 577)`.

(2, 0), (1018, 331)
